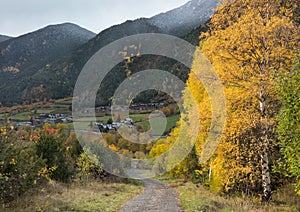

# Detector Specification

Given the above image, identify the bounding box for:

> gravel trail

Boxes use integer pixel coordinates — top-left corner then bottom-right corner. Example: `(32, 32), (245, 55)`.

(119, 178), (182, 212)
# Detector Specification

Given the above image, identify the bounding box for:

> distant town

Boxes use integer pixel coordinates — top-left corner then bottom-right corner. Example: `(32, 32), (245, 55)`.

(95, 117), (134, 133)
(5, 102), (168, 131)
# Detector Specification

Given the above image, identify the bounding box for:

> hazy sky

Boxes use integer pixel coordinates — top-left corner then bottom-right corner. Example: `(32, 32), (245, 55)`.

(0, 0), (189, 37)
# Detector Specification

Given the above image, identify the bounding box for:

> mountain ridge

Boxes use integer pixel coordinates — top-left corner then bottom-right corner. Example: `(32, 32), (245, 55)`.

(0, 35), (12, 43)
(0, 0), (218, 106)
(0, 23), (96, 106)
(149, 0), (217, 36)
(0, 22), (96, 69)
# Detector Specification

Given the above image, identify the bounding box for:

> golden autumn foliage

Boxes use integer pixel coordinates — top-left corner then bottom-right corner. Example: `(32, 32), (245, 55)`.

(149, 119), (199, 178)
(109, 143), (120, 152)
(181, 0), (300, 199)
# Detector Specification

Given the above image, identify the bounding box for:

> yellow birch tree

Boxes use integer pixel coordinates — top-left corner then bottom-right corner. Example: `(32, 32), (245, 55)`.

(198, 0), (299, 201)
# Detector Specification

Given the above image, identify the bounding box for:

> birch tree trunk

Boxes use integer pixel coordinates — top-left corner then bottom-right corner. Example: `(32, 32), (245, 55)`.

(259, 90), (272, 202)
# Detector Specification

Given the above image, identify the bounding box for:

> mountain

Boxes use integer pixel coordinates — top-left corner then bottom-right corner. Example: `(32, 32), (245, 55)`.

(24, 19), (161, 105)
(0, 35), (12, 43)
(0, 0), (217, 106)
(0, 23), (96, 106)
(149, 0), (217, 36)
(0, 23), (95, 75)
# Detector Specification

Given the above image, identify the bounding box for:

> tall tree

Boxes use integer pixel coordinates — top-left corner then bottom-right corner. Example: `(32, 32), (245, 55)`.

(200, 0), (299, 201)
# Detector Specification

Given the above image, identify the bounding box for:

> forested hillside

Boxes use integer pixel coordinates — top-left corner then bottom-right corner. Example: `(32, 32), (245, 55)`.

(0, 0), (216, 106)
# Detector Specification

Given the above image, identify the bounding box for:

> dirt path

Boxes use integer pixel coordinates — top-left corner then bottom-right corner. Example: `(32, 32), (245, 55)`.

(119, 178), (182, 212)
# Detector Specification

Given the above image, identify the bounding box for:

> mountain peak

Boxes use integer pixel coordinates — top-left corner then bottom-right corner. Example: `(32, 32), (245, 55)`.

(43, 22), (95, 33)
(0, 23), (97, 105)
(0, 22), (96, 64)
(18, 22), (96, 40)
(149, 0), (218, 36)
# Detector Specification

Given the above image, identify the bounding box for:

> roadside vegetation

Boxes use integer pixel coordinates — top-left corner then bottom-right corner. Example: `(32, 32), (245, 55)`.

(0, 122), (143, 210)
(177, 181), (300, 212)
(4, 181), (143, 212)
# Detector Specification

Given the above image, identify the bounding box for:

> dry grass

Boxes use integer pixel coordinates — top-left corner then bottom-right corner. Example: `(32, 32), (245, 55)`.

(175, 182), (300, 212)
(2, 180), (143, 212)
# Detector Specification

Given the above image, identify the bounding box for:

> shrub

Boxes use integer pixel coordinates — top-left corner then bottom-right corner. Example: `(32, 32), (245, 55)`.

(76, 150), (106, 181)
(0, 128), (46, 202)
(35, 133), (73, 182)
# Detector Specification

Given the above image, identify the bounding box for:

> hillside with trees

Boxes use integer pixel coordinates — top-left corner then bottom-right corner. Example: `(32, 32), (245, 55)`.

(0, 0), (216, 107)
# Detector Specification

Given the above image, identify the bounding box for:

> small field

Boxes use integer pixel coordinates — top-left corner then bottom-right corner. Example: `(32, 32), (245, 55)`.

(131, 114), (180, 133)
(3, 180), (144, 212)
(10, 112), (33, 121)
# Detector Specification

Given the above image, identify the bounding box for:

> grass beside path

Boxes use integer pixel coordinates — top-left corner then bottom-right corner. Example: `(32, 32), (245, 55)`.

(3, 180), (144, 212)
(174, 181), (300, 212)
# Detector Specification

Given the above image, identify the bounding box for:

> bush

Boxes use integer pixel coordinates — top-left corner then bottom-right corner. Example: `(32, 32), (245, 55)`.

(83, 140), (125, 177)
(0, 128), (46, 202)
(76, 150), (106, 181)
(35, 133), (73, 182)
